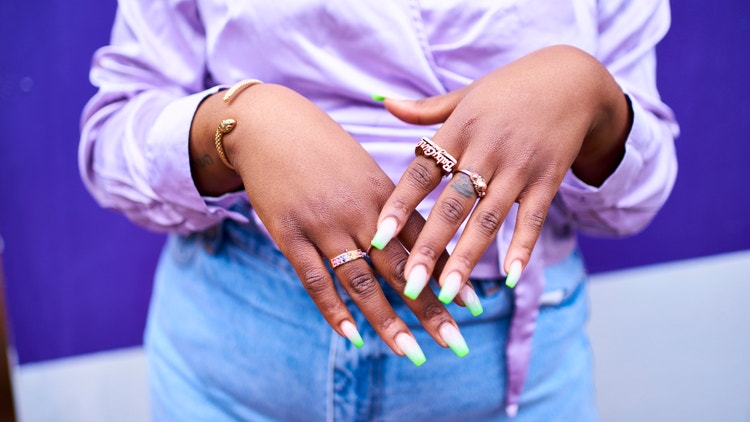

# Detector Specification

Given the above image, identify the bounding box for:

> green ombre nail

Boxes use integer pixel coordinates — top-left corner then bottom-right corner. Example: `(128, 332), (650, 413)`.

(459, 285), (484, 317)
(439, 323), (469, 358)
(505, 260), (523, 289)
(438, 272), (462, 304)
(395, 333), (427, 367)
(371, 94), (386, 102)
(371, 217), (397, 251)
(404, 265), (428, 300)
(340, 320), (364, 348)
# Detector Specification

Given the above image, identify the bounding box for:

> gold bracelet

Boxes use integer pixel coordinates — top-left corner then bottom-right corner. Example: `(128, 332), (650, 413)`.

(214, 79), (264, 170)
(223, 78), (263, 104)
(215, 118), (237, 170)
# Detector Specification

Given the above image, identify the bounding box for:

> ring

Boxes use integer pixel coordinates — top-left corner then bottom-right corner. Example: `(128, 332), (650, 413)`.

(455, 169), (488, 198)
(329, 249), (369, 269)
(415, 137), (457, 175)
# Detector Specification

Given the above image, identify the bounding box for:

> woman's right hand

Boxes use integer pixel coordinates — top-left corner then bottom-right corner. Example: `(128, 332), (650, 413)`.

(188, 83), (480, 365)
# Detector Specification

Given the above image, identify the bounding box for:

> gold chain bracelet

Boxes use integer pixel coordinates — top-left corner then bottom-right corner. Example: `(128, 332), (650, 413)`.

(214, 79), (263, 170)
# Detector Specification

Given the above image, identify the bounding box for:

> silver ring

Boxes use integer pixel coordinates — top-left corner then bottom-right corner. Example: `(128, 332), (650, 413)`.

(329, 249), (368, 269)
(456, 169), (488, 198)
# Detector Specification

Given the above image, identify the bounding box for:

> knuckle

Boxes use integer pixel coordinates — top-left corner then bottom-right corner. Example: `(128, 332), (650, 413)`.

(390, 198), (411, 219)
(523, 207), (547, 233)
(455, 115), (479, 140)
(407, 161), (437, 191)
(368, 172), (395, 203)
(452, 253), (475, 272)
(436, 196), (466, 225)
(272, 213), (305, 244)
(388, 256), (408, 288)
(422, 302), (446, 322)
(346, 270), (379, 298)
(378, 314), (399, 332)
(301, 267), (331, 296)
(417, 245), (440, 262)
(474, 209), (503, 238)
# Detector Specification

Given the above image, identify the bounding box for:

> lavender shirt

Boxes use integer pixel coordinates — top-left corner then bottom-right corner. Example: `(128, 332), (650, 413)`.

(79, 0), (678, 413)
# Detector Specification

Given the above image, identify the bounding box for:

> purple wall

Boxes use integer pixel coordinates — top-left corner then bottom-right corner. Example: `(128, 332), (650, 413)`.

(1, 1), (748, 364)
(579, 2), (750, 272)
(0, 1), (161, 364)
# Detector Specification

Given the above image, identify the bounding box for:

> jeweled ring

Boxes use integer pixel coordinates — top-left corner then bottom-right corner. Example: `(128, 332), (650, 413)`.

(415, 137), (457, 175)
(456, 169), (488, 198)
(329, 249), (369, 269)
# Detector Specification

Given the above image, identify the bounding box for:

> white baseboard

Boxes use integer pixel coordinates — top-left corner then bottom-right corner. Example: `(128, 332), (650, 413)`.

(14, 347), (148, 422)
(589, 249), (750, 422)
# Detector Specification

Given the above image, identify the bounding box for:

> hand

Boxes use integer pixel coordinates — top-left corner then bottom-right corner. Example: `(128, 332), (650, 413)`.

(190, 84), (478, 364)
(371, 45), (632, 301)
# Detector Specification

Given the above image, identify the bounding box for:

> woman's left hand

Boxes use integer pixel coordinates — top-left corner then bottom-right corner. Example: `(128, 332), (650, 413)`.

(371, 45), (632, 301)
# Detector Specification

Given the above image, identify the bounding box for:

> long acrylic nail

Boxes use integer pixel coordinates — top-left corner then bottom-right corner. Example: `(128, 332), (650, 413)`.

(506, 404), (519, 418)
(395, 333), (426, 367)
(438, 272), (462, 304)
(371, 217), (398, 250)
(459, 285), (484, 317)
(505, 260), (523, 288)
(404, 265), (429, 300)
(371, 94), (386, 102)
(439, 323), (469, 358)
(339, 320), (364, 348)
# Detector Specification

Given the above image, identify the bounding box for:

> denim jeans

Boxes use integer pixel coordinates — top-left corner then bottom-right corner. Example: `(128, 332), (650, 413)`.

(145, 215), (597, 421)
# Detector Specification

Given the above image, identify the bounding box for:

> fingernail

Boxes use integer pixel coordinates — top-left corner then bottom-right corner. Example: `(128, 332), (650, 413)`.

(438, 272), (462, 304)
(506, 404), (519, 418)
(459, 285), (484, 317)
(371, 217), (397, 251)
(404, 265), (429, 300)
(371, 94), (386, 102)
(395, 332), (426, 367)
(339, 320), (364, 348)
(439, 323), (469, 358)
(505, 260), (523, 288)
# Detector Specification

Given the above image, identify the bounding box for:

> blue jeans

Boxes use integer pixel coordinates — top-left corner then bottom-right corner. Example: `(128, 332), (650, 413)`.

(145, 215), (597, 421)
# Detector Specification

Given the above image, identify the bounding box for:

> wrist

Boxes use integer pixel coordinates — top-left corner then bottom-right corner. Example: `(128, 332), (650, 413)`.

(189, 91), (243, 196)
(572, 64), (633, 187)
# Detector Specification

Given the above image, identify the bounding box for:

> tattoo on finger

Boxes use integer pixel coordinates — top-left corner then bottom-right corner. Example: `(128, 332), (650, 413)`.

(451, 173), (475, 198)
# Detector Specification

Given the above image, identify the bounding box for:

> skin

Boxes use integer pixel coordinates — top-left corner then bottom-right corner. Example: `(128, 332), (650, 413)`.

(375, 45), (633, 301)
(188, 83), (465, 358)
(188, 44), (632, 355)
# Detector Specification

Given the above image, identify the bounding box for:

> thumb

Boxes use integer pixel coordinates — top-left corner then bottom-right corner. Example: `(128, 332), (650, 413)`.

(379, 86), (470, 126)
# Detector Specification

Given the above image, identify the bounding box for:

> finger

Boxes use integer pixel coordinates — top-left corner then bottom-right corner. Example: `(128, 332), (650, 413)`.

(331, 254), (427, 366)
(372, 131), (466, 253)
(401, 168), (485, 301)
(503, 188), (556, 288)
(371, 151), (446, 251)
(395, 210), (451, 290)
(435, 179), (517, 305)
(381, 86), (471, 126)
(369, 236), (470, 357)
(388, 209), (481, 314)
(280, 239), (364, 349)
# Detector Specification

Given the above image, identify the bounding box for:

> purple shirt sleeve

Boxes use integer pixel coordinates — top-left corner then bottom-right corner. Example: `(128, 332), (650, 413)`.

(79, 1), (247, 234)
(557, 0), (679, 237)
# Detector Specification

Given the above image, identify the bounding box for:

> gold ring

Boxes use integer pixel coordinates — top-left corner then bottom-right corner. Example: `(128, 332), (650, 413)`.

(329, 249), (368, 269)
(415, 137), (457, 175)
(455, 169), (488, 198)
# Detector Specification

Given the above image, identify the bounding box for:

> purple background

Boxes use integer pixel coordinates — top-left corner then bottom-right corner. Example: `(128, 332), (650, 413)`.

(1, 1), (748, 364)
